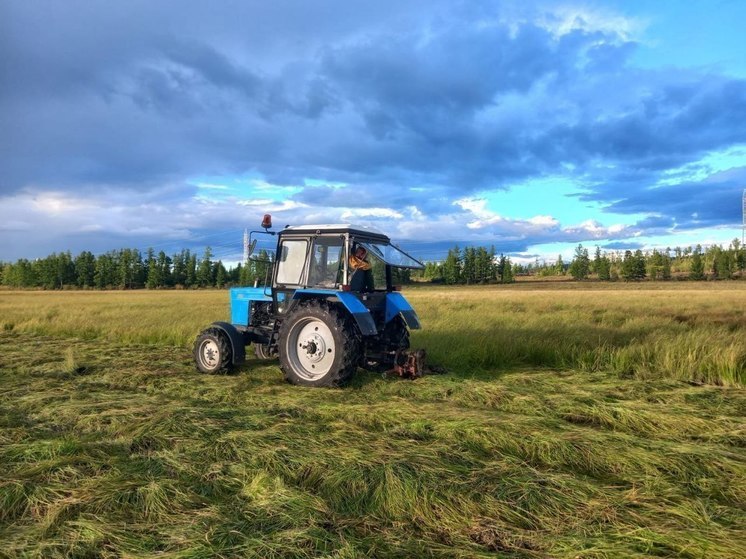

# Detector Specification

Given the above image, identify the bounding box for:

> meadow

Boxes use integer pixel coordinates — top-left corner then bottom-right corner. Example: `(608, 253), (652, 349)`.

(0, 284), (744, 558)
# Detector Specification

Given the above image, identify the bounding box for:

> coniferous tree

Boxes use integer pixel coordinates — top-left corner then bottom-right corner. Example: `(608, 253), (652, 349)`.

(488, 245), (497, 281)
(118, 249), (134, 289)
(597, 253), (611, 280)
(621, 250), (636, 281)
(662, 253), (672, 280)
(633, 250), (647, 280)
(94, 252), (116, 288)
(690, 245), (705, 280)
(569, 244), (590, 280)
(593, 246), (602, 275)
(423, 261), (442, 282)
(712, 246), (733, 279)
(215, 261), (227, 288)
(172, 250), (187, 286)
(132, 250), (146, 288)
(74, 251), (96, 288)
(442, 247), (461, 285)
(157, 251), (172, 287)
(462, 247), (476, 284)
(647, 250), (665, 280)
(239, 261), (254, 285)
(501, 257), (514, 283)
(250, 250), (274, 286)
(197, 247), (213, 287)
(185, 253), (197, 288)
(36, 254), (57, 289)
(146, 248), (160, 289)
(57, 251), (76, 287)
(554, 254), (565, 275)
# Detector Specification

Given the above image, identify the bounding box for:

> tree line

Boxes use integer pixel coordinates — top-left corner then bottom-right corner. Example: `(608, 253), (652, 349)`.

(545, 240), (746, 281)
(0, 247), (273, 290)
(415, 246), (515, 284)
(408, 239), (746, 283)
(2, 239), (744, 290)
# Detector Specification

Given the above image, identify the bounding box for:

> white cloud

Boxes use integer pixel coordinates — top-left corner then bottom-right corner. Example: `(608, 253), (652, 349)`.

(235, 199), (308, 212)
(528, 215), (559, 227)
(31, 192), (97, 215)
(340, 207), (403, 220)
(538, 6), (644, 41)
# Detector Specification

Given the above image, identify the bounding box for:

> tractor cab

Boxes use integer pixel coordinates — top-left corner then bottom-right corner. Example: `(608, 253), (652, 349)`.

(273, 223), (420, 288)
(193, 217), (426, 386)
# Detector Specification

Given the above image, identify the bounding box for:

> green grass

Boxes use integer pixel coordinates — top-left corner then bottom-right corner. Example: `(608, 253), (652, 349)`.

(0, 285), (745, 557)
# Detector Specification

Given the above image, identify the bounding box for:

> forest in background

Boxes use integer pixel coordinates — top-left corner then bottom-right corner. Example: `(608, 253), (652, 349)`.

(1, 239), (745, 290)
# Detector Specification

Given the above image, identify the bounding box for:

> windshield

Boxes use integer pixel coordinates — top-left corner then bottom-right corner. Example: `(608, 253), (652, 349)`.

(359, 241), (424, 269)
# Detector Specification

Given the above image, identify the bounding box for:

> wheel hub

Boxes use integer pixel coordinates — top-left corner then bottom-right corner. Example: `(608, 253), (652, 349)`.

(200, 339), (219, 368)
(288, 318), (336, 380)
(301, 334), (327, 362)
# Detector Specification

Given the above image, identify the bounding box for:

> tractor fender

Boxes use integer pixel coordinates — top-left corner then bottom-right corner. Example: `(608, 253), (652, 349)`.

(292, 289), (378, 336)
(209, 321), (246, 365)
(385, 292), (421, 329)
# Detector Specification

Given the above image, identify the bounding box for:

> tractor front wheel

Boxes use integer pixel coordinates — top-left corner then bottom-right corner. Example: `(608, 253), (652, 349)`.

(193, 327), (233, 374)
(278, 301), (360, 387)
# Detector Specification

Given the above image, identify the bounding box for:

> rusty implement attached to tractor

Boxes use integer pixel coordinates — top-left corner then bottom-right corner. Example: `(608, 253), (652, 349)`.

(390, 348), (428, 379)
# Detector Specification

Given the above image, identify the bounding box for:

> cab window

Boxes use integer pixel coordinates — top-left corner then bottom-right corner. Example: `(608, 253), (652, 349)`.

(275, 240), (307, 285)
(308, 237), (344, 287)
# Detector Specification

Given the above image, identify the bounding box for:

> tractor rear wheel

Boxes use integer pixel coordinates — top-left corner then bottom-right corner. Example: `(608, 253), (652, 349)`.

(278, 301), (360, 387)
(193, 327), (233, 374)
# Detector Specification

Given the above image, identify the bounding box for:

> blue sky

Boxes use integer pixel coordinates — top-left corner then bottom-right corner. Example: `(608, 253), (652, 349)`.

(1, 0), (745, 264)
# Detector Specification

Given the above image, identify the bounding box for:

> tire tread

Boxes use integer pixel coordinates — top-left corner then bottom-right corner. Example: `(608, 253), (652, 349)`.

(278, 300), (360, 387)
(193, 327), (233, 374)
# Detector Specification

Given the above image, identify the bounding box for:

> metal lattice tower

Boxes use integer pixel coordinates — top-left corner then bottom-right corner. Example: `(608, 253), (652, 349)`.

(243, 229), (249, 264)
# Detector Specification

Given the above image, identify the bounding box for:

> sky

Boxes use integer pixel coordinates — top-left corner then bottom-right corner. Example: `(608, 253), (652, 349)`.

(1, 0), (745, 264)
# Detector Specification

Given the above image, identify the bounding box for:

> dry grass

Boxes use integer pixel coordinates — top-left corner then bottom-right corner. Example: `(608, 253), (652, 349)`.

(0, 284), (745, 557)
(2, 283), (745, 386)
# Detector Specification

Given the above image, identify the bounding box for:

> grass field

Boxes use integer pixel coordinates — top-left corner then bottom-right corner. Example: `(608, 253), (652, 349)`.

(1, 284), (745, 558)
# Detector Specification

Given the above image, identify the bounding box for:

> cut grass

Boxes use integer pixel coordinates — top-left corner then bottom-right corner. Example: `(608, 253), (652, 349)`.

(0, 285), (745, 557)
(2, 283), (744, 386)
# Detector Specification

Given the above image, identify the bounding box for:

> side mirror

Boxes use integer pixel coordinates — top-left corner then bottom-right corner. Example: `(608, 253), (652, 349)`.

(247, 239), (257, 257)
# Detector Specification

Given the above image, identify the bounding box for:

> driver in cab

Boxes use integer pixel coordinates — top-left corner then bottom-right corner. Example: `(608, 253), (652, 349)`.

(349, 245), (375, 291)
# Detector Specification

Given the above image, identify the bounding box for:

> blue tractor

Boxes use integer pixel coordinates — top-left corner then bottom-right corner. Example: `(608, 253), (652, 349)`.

(193, 216), (426, 386)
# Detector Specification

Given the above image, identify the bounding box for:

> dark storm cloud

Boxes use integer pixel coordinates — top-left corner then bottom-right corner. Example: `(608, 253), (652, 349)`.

(3, 1), (743, 197)
(601, 167), (746, 229)
(291, 183), (454, 217)
(314, 23), (640, 190)
(578, 78), (746, 164)
(1, 0), (745, 260)
(0, 0), (430, 193)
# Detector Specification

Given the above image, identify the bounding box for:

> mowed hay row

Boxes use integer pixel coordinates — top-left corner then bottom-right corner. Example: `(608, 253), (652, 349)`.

(1, 283), (745, 386)
(1, 331), (745, 558)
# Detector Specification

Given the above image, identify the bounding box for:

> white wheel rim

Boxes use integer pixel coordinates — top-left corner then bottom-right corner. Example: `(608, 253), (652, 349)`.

(199, 339), (220, 370)
(287, 318), (335, 381)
